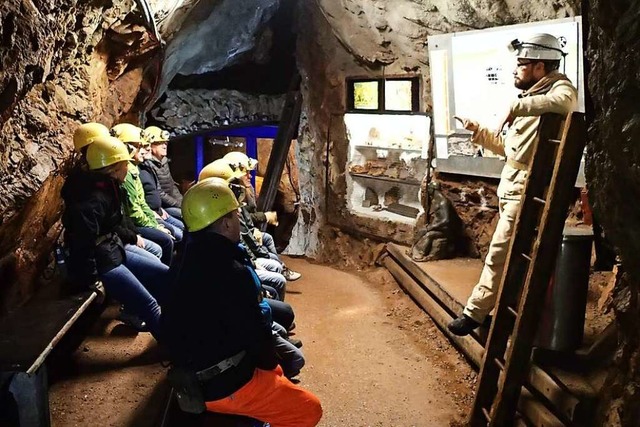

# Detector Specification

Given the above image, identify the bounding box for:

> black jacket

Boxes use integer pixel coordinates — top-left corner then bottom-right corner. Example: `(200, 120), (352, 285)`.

(61, 168), (127, 287)
(161, 231), (277, 400)
(243, 187), (267, 225)
(139, 160), (163, 214)
(148, 156), (182, 208)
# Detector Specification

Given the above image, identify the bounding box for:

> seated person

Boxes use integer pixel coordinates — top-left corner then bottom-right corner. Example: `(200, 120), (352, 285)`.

(224, 151), (301, 281)
(138, 143), (185, 234)
(163, 177), (322, 424)
(111, 123), (181, 266)
(199, 160), (288, 300)
(144, 126), (183, 220)
(61, 136), (168, 340)
(73, 122), (164, 261)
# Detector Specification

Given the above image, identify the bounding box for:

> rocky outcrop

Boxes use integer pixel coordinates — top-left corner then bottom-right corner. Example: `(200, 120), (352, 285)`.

(149, 89), (285, 135)
(585, 1), (640, 424)
(0, 0), (161, 314)
(155, 0), (280, 98)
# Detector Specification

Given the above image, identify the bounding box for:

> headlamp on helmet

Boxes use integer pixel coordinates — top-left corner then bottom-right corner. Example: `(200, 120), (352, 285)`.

(144, 126), (171, 143)
(507, 33), (566, 61)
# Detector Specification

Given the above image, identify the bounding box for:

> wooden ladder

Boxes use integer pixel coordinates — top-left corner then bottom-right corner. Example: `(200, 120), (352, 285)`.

(469, 111), (587, 426)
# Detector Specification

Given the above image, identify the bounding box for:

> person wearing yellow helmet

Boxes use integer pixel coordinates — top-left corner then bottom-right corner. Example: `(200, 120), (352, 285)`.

(448, 33), (577, 337)
(139, 132), (186, 242)
(223, 151), (258, 173)
(222, 150), (276, 223)
(199, 158), (246, 182)
(73, 122), (110, 154)
(113, 124), (182, 266)
(222, 152), (302, 282)
(198, 159), (292, 298)
(163, 178), (322, 425)
(61, 136), (169, 340)
(145, 125), (185, 220)
(70, 121), (166, 273)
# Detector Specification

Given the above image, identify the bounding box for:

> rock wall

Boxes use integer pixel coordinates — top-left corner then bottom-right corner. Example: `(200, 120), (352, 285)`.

(585, 1), (640, 424)
(149, 89), (285, 135)
(155, 0), (280, 98)
(0, 0), (161, 314)
(293, 0), (580, 258)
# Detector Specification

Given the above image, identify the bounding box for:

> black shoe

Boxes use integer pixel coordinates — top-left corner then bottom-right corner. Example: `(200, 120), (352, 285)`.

(117, 307), (148, 332)
(287, 338), (303, 348)
(447, 315), (480, 336)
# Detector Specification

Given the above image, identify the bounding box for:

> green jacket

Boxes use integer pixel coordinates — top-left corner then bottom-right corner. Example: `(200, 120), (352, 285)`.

(122, 163), (159, 228)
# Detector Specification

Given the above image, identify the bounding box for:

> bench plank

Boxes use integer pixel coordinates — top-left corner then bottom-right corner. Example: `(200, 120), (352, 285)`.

(0, 291), (96, 372)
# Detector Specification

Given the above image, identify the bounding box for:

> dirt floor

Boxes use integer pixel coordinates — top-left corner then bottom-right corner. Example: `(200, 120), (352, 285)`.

(48, 256), (476, 427)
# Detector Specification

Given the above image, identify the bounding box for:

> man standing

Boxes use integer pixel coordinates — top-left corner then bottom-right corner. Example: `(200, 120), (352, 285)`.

(163, 178), (322, 426)
(145, 126), (183, 219)
(448, 33), (578, 336)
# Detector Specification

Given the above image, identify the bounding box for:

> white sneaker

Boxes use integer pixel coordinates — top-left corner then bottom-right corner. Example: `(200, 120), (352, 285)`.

(282, 268), (301, 281)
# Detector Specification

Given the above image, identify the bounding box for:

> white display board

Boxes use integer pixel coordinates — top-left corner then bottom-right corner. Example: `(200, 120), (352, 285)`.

(428, 17), (584, 163)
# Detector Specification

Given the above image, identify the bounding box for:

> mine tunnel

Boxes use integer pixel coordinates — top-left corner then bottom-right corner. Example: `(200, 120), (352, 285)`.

(0, 0), (639, 426)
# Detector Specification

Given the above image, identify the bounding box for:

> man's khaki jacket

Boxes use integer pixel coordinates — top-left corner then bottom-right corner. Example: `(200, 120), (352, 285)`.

(472, 73), (578, 201)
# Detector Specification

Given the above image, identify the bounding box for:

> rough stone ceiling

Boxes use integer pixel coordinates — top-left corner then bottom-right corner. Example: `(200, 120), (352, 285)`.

(150, 0), (280, 100)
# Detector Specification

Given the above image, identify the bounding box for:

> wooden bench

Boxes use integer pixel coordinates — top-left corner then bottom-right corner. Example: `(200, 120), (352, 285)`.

(0, 290), (98, 427)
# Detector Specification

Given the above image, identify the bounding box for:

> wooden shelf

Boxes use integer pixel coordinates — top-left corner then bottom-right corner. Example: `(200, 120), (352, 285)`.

(354, 144), (422, 153)
(349, 172), (421, 186)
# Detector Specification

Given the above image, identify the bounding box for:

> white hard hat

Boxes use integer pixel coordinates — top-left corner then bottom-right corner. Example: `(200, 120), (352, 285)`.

(508, 33), (565, 61)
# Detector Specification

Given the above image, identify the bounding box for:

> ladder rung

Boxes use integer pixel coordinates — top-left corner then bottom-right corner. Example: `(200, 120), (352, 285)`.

(508, 306), (518, 317)
(482, 407), (491, 421)
(549, 138), (562, 144)
(533, 197), (546, 205)
(494, 357), (505, 370)
(521, 253), (532, 262)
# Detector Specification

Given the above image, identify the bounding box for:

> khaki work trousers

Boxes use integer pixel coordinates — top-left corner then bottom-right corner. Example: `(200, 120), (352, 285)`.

(463, 198), (520, 323)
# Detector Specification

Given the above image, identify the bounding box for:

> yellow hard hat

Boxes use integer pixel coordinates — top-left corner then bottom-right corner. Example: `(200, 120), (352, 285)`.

(144, 126), (171, 143)
(73, 122), (110, 152)
(111, 123), (148, 146)
(199, 159), (245, 182)
(86, 136), (131, 170)
(182, 177), (240, 232)
(224, 151), (257, 172)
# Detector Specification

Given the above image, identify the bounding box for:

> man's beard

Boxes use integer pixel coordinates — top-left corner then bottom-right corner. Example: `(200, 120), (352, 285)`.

(514, 76), (536, 90)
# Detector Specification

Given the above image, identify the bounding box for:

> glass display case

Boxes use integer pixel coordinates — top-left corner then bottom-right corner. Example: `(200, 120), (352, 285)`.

(345, 113), (431, 225)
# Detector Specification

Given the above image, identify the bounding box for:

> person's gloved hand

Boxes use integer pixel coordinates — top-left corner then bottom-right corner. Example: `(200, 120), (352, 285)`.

(253, 228), (263, 245)
(265, 211), (279, 226)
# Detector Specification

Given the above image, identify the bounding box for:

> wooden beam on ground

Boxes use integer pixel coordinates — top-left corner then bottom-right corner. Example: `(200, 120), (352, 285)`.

(386, 244), (464, 316)
(382, 248), (587, 426)
(519, 388), (565, 427)
(383, 256), (566, 427)
(382, 256), (484, 365)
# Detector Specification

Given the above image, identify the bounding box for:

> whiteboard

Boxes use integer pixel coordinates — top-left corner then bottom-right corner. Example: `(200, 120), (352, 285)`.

(428, 17), (584, 162)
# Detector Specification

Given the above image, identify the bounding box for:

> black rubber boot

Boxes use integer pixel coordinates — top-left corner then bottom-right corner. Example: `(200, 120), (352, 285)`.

(447, 314), (481, 336)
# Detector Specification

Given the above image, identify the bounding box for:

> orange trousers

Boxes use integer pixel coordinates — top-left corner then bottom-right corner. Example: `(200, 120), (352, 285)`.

(205, 366), (322, 427)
